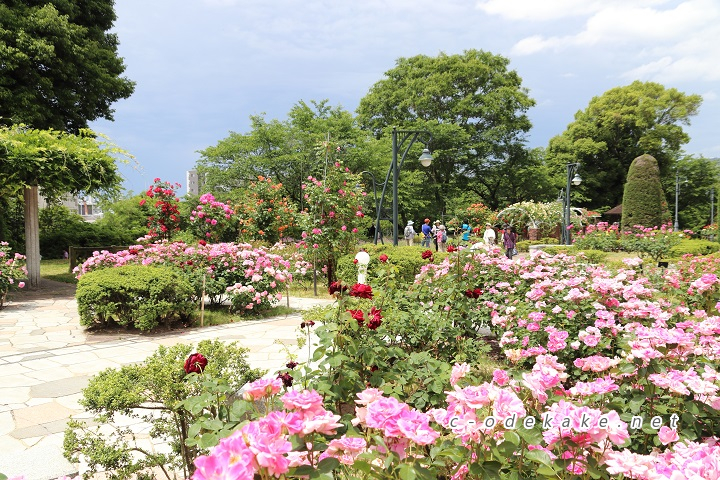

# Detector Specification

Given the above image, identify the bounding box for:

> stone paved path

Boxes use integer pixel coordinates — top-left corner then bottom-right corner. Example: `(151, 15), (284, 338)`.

(0, 280), (333, 480)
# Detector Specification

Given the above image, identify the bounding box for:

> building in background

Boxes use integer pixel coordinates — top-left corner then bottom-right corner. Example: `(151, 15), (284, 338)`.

(187, 170), (200, 196)
(38, 194), (103, 222)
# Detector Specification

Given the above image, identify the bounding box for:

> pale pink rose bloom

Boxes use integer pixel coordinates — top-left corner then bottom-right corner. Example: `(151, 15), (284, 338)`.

(396, 410), (440, 445)
(302, 410), (343, 436)
(243, 378), (283, 401)
(364, 396), (409, 432)
(193, 430), (256, 480)
(492, 369), (510, 386)
(492, 389), (526, 421)
(658, 426), (679, 445)
(281, 389), (324, 416)
(450, 363), (470, 385)
(18, 282), (25, 288)
(355, 388), (384, 405)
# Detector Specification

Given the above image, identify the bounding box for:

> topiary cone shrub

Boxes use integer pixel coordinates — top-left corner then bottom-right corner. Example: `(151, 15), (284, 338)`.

(621, 154), (669, 230)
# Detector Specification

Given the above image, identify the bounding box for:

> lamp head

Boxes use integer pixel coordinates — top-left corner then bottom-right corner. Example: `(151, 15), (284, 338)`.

(572, 173), (582, 186)
(418, 148), (433, 167)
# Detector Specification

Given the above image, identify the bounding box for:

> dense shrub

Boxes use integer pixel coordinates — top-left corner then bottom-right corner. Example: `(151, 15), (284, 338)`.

(516, 238), (558, 252)
(621, 154), (670, 229)
(76, 265), (195, 330)
(335, 244), (448, 285)
(669, 238), (720, 257)
(39, 205), (135, 258)
(64, 340), (264, 480)
(75, 242), (293, 309)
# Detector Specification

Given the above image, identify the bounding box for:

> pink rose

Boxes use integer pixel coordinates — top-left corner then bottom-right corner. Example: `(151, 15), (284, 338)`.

(658, 426), (679, 445)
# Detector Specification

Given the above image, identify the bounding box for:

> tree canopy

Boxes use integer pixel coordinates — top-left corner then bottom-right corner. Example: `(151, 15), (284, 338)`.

(546, 81), (702, 210)
(356, 49), (538, 212)
(0, 0), (135, 131)
(196, 100), (384, 207)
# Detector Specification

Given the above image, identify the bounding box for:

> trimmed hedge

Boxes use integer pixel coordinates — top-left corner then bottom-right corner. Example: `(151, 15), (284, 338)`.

(76, 265), (196, 330)
(516, 238), (559, 252)
(669, 239), (720, 257)
(336, 244), (449, 285)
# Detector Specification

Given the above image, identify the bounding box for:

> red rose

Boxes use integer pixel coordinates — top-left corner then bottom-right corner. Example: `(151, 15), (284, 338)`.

(347, 309), (365, 325)
(353, 258), (358, 264)
(349, 283), (373, 299)
(421, 250), (433, 260)
(184, 353), (208, 374)
(378, 254), (388, 263)
(368, 308), (382, 330)
(328, 281), (348, 295)
(198, 239), (207, 246)
(447, 245), (456, 253)
(464, 288), (483, 299)
(277, 372), (294, 388)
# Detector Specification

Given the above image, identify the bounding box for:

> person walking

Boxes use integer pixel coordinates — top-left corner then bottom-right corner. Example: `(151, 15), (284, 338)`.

(483, 223), (496, 247)
(431, 220), (441, 251)
(420, 218), (432, 247)
(437, 225), (448, 253)
(503, 225), (517, 260)
(404, 220), (416, 246)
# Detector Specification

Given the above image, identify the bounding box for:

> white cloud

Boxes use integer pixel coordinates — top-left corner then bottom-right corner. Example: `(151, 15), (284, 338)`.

(475, 0), (667, 21)
(504, 0), (720, 83)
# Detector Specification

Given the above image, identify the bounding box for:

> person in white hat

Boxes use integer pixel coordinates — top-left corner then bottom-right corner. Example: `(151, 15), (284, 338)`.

(404, 220), (416, 246)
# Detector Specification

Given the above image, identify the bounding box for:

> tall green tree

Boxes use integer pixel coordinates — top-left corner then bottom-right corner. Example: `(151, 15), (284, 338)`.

(356, 49), (537, 213)
(546, 81), (702, 210)
(665, 155), (720, 232)
(621, 154), (669, 229)
(196, 100), (383, 208)
(0, 0), (135, 131)
(0, 126), (127, 286)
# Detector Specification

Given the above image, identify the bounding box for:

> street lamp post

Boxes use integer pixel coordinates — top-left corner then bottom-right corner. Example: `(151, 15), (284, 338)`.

(375, 127), (433, 246)
(673, 171), (687, 232)
(561, 163), (581, 245)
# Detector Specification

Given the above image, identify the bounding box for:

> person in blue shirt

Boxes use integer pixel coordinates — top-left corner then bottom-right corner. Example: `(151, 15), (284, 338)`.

(461, 220), (471, 242)
(421, 218), (432, 247)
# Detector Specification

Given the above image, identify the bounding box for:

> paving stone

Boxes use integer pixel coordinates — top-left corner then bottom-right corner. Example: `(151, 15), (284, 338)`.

(13, 402), (76, 429)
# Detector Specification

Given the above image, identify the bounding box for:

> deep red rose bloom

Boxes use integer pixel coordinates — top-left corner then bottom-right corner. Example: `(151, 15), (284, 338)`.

(184, 353), (208, 374)
(349, 283), (373, 299)
(464, 288), (483, 299)
(347, 309), (365, 325)
(286, 361), (298, 369)
(278, 372), (294, 388)
(353, 258), (358, 264)
(328, 281), (348, 295)
(378, 254), (388, 263)
(421, 250), (433, 259)
(198, 239), (207, 246)
(447, 245), (456, 253)
(300, 320), (315, 329)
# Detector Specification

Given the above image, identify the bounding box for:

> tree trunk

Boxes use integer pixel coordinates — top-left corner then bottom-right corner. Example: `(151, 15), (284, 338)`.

(23, 186), (40, 288)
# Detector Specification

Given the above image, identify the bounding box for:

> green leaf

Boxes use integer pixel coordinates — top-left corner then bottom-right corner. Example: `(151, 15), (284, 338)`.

(316, 457), (340, 474)
(517, 422), (543, 445)
(398, 463), (417, 480)
(292, 465), (315, 476)
(198, 432), (219, 449)
(524, 449), (553, 467)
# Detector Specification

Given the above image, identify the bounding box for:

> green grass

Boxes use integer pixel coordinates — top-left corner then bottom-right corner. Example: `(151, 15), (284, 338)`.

(40, 259), (77, 284)
(194, 304), (297, 326)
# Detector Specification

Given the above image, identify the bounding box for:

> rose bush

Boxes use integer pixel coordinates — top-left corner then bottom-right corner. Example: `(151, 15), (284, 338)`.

(189, 193), (236, 242)
(182, 246), (720, 479)
(0, 241), (26, 306)
(142, 178), (182, 240)
(74, 241), (292, 312)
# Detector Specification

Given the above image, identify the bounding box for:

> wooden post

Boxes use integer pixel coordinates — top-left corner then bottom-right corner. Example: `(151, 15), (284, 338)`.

(200, 274), (206, 327)
(23, 186), (40, 288)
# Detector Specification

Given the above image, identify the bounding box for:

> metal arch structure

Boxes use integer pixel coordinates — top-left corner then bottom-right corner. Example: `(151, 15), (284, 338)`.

(374, 127), (433, 246)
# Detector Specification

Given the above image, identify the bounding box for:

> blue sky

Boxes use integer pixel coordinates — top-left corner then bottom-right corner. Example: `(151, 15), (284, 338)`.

(91, 0), (720, 196)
